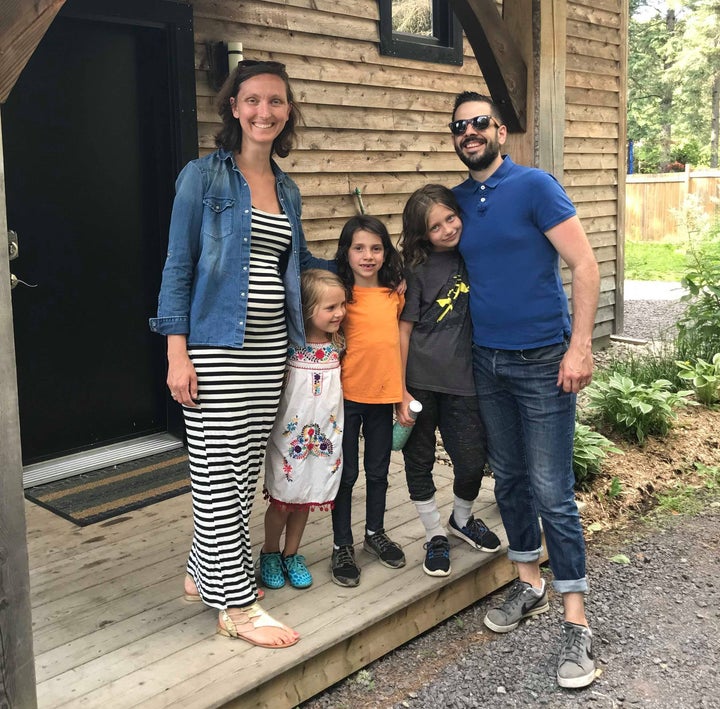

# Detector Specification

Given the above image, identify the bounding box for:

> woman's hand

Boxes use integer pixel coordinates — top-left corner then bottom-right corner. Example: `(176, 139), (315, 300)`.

(167, 335), (198, 407)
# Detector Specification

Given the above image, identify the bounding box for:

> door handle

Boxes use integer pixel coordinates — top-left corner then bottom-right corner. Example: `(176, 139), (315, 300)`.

(8, 229), (18, 260)
(7, 229), (37, 289)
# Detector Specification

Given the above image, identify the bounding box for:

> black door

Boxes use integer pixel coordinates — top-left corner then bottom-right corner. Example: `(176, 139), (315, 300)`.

(2, 1), (195, 469)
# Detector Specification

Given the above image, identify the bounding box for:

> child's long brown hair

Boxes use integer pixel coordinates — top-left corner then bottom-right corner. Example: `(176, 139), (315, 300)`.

(335, 215), (404, 302)
(400, 184), (461, 268)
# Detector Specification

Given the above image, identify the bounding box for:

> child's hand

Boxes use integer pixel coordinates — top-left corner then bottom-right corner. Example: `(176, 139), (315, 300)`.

(395, 392), (416, 427)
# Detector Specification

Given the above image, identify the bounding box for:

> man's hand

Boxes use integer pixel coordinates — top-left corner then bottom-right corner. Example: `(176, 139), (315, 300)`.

(557, 343), (594, 393)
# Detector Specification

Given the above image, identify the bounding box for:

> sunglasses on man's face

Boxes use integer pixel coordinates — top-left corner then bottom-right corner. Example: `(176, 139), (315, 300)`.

(448, 114), (499, 136)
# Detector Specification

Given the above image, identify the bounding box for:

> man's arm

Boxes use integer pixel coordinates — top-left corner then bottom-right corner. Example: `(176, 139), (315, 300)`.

(545, 215), (600, 393)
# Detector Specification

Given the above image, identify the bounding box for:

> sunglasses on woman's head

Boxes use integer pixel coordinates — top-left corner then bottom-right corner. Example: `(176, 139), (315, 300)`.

(237, 59), (287, 71)
(448, 114), (499, 136)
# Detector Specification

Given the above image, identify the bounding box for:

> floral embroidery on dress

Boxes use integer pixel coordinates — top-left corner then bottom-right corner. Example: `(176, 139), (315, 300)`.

(288, 343), (341, 365)
(312, 372), (322, 396)
(288, 423), (334, 461)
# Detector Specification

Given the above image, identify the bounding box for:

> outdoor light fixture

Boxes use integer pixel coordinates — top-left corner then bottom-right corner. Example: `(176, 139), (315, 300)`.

(206, 41), (244, 91)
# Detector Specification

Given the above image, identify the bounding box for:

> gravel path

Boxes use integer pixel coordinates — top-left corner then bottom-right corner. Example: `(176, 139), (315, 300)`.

(301, 502), (720, 709)
(620, 280), (687, 341)
(299, 283), (718, 709)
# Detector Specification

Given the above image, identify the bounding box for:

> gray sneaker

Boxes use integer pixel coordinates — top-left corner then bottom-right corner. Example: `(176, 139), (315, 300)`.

(484, 580), (549, 633)
(557, 621), (596, 688)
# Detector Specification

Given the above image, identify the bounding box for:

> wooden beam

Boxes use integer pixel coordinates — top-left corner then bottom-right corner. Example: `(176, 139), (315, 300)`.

(538, 0), (567, 178)
(0, 0), (66, 104)
(448, 0), (527, 132)
(615, 0), (629, 335)
(0, 116), (38, 707)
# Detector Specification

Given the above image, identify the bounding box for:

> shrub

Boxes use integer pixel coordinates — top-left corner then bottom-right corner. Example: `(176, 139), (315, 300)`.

(675, 198), (720, 361)
(573, 422), (623, 490)
(584, 373), (694, 443)
(676, 353), (720, 405)
(596, 341), (686, 390)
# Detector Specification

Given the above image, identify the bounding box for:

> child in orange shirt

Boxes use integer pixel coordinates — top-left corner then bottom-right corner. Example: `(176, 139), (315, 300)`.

(330, 215), (405, 587)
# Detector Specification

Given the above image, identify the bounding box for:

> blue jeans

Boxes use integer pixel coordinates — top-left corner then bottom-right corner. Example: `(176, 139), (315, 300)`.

(472, 342), (587, 593)
(331, 400), (393, 546)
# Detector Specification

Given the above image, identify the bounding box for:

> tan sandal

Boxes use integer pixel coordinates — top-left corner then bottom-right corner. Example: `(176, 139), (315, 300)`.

(217, 603), (299, 648)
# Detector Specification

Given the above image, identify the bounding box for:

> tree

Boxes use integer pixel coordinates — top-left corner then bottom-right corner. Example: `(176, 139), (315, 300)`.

(628, 0), (720, 171)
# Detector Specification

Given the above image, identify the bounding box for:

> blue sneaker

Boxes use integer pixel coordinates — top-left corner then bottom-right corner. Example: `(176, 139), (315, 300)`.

(259, 551), (285, 589)
(449, 513), (501, 552)
(282, 553), (313, 589)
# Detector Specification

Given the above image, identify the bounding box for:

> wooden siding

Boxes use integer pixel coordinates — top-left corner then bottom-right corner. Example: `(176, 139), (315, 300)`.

(190, 0), (623, 330)
(565, 0), (625, 337)
(191, 0), (491, 259)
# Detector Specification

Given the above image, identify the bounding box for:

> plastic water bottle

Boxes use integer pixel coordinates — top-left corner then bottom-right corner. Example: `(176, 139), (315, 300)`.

(391, 400), (423, 451)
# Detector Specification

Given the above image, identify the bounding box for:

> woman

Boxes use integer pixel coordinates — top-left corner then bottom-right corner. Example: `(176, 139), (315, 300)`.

(150, 60), (331, 648)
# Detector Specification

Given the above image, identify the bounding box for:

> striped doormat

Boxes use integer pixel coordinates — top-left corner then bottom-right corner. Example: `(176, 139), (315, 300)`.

(24, 448), (190, 526)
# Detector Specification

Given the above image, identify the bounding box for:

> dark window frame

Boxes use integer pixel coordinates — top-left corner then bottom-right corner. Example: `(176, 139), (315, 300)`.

(378, 0), (463, 66)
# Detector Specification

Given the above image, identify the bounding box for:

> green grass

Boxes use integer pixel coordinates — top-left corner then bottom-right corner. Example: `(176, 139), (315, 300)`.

(625, 240), (688, 281)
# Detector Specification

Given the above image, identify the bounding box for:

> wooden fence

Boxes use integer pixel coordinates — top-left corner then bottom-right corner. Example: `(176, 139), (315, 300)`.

(625, 167), (720, 242)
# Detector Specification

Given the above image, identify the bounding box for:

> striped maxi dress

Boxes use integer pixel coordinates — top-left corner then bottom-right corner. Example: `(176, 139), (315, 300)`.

(183, 208), (291, 609)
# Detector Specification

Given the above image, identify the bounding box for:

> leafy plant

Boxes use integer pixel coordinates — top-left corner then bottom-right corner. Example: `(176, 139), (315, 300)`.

(676, 353), (720, 405)
(584, 373), (694, 443)
(608, 476), (623, 500)
(598, 341), (685, 389)
(675, 198), (720, 361)
(573, 422), (623, 489)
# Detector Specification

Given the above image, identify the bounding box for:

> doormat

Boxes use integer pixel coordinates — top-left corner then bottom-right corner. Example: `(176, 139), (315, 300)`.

(24, 448), (190, 526)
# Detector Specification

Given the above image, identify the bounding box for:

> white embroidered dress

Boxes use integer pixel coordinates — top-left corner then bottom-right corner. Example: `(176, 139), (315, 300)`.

(264, 341), (344, 509)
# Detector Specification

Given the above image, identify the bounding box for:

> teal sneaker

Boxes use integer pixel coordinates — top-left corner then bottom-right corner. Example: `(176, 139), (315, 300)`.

(282, 553), (313, 588)
(259, 551), (285, 589)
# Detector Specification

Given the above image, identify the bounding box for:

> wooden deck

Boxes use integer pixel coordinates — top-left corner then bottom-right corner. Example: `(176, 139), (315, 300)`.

(27, 452), (521, 708)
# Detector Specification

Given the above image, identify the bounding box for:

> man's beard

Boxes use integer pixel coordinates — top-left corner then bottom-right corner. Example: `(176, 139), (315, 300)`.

(454, 137), (500, 172)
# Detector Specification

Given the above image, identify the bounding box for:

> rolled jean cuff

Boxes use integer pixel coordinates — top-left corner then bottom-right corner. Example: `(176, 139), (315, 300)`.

(552, 577), (588, 594)
(507, 546), (544, 564)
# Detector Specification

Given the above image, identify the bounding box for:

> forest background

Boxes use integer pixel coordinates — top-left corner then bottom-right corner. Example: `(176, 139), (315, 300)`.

(629, 0), (720, 172)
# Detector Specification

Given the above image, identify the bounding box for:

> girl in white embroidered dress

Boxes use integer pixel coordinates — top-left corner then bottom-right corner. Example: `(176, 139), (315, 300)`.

(260, 270), (346, 590)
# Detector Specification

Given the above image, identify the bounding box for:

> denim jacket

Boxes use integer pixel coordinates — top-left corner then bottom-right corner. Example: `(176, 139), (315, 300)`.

(149, 148), (332, 348)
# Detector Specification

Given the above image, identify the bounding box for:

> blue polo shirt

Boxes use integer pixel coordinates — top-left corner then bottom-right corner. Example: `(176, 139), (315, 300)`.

(453, 155), (576, 350)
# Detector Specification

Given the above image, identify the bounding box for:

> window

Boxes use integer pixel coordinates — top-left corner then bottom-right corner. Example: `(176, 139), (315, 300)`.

(378, 0), (463, 65)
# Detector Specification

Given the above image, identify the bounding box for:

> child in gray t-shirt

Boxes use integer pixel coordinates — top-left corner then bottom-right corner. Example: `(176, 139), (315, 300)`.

(397, 184), (500, 577)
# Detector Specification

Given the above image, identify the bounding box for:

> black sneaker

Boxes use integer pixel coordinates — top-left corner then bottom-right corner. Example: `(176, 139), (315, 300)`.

(557, 621), (596, 688)
(363, 529), (406, 568)
(484, 579), (549, 633)
(422, 535), (451, 577)
(331, 545), (360, 587)
(448, 513), (501, 552)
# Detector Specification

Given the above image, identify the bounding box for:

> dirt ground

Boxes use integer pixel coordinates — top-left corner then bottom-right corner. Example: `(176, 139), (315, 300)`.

(576, 405), (720, 535)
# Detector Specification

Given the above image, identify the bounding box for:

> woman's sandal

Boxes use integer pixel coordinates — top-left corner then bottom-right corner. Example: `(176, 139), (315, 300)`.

(217, 603), (299, 648)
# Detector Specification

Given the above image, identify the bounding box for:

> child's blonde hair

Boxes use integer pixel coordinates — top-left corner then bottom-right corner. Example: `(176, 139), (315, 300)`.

(301, 269), (346, 351)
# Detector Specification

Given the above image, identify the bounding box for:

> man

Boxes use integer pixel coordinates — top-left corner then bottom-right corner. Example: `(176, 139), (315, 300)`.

(450, 91), (600, 689)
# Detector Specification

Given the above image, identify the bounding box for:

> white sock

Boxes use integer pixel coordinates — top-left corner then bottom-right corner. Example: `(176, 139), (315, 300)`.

(452, 496), (474, 528)
(530, 578), (546, 595)
(414, 497), (446, 541)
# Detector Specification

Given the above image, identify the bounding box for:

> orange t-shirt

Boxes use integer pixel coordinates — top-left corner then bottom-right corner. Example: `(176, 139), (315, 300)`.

(341, 286), (404, 404)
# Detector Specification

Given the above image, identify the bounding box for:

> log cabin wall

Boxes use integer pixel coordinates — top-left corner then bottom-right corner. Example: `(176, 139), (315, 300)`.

(564, 0), (626, 339)
(189, 0), (625, 337)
